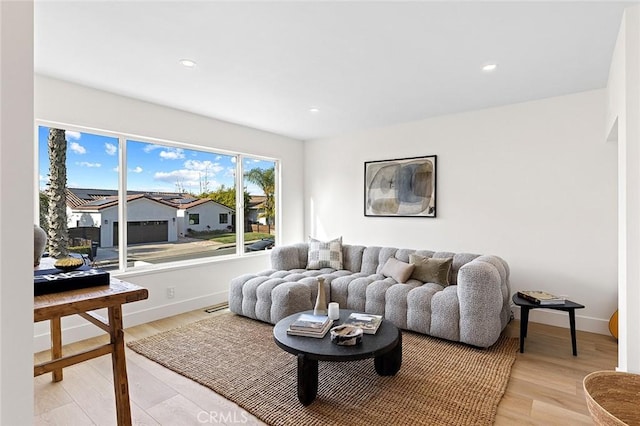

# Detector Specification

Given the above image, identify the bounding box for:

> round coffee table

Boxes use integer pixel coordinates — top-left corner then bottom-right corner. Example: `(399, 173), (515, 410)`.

(273, 309), (402, 405)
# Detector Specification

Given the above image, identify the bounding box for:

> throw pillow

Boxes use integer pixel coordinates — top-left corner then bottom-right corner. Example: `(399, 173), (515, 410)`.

(380, 257), (415, 283)
(307, 237), (343, 270)
(409, 254), (452, 286)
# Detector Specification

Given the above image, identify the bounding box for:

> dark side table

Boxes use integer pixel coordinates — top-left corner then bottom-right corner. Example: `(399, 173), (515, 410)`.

(512, 293), (585, 356)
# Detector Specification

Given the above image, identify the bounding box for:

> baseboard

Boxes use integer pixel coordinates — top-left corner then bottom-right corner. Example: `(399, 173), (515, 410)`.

(33, 291), (228, 353)
(512, 305), (609, 335)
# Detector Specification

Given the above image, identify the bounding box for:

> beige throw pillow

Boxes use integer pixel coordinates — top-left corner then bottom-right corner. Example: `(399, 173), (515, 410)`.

(409, 254), (452, 286)
(380, 257), (415, 283)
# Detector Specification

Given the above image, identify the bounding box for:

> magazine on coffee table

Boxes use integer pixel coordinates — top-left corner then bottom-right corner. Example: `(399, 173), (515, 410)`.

(343, 312), (383, 334)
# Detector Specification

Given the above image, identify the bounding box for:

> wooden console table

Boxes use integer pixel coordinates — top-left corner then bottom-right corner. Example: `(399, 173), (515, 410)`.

(34, 278), (148, 426)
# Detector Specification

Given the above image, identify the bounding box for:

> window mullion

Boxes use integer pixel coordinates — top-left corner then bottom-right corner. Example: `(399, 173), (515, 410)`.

(118, 137), (127, 270)
(236, 154), (244, 255)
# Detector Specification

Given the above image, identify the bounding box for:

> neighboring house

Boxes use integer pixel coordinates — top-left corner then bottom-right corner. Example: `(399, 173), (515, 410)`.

(65, 188), (234, 247)
(248, 195), (267, 225)
(175, 198), (235, 236)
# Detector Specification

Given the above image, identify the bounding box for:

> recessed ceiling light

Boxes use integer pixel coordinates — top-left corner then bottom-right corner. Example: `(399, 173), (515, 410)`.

(179, 59), (197, 68)
(309, 107), (320, 113)
(482, 63), (498, 72)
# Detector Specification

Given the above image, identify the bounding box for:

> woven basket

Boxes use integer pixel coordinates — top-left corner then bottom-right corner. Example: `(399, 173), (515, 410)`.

(583, 371), (640, 426)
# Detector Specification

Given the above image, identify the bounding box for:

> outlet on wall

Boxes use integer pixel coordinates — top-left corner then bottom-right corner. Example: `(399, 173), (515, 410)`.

(167, 287), (175, 299)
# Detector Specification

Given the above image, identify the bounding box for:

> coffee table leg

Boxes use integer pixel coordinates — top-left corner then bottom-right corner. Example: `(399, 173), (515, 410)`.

(375, 333), (402, 376)
(519, 307), (530, 353)
(297, 354), (318, 405)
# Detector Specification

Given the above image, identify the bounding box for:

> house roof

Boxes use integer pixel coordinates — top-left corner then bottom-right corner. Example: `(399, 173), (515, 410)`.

(65, 187), (234, 212)
(72, 193), (178, 211)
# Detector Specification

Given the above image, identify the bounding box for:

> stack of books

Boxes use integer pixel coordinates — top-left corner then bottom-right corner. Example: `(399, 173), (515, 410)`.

(287, 313), (333, 338)
(343, 312), (383, 334)
(517, 290), (566, 305)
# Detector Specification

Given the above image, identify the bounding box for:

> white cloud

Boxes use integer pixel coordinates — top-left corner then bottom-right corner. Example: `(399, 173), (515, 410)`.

(154, 169), (201, 188)
(65, 131), (81, 141)
(159, 148), (185, 160)
(130, 166), (143, 173)
(105, 142), (117, 156)
(76, 161), (101, 168)
(69, 142), (86, 154)
(113, 166), (119, 172)
(183, 159), (224, 174)
(231, 157), (237, 164)
(143, 144), (185, 160)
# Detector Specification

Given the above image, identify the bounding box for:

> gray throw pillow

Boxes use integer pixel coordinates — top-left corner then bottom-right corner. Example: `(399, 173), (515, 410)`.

(409, 254), (452, 286)
(307, 237), (343, 269)
(380, 257), (415, 283)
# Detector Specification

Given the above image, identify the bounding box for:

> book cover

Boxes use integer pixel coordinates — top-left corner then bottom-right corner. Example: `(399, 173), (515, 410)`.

(289, 313), (330, 330)
(343, 312), (383, 334)
(34, 266), (110, 296)
(517, 290), (566, 305)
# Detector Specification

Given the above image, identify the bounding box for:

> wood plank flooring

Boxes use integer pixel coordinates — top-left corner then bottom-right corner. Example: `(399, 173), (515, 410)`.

(34, 309), (617, 425)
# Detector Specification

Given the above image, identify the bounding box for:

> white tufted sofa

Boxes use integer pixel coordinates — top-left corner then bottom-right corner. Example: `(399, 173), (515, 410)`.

(229, 243), (511, 348)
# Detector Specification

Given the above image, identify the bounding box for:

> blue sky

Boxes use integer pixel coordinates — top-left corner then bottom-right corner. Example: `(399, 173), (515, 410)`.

(38, 126), (272, 195)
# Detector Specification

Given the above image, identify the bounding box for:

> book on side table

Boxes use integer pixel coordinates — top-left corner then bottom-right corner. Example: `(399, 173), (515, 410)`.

(517, 290), (566, 305)
(287, 313), (332, 338)
(343, 312), (383, 334)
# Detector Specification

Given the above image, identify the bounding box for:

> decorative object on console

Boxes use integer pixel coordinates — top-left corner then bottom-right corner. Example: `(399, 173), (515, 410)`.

(330, 324), (363, 346)
(307, 236), (343, 269)
(409, 254), (452, 286)
(314, 277), (328, 315)
(53, 256), (85, 272)
(34, 224), (47, 267)
(364, 155), (437, 217)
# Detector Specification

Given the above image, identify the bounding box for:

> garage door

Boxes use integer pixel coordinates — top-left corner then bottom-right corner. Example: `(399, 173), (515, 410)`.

(113, 221), (168, 245)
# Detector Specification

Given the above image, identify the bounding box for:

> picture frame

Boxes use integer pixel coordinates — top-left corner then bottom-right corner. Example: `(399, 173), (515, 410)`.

(364, 155), (437, 217)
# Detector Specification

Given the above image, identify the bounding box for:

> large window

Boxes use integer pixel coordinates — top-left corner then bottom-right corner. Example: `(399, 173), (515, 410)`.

(37, 124), (278, 271)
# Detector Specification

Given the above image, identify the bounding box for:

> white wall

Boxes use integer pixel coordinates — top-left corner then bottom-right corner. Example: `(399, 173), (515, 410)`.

(0, 1), (34, 422)
(305, 90), (618, 334)
(33, 76), (305, 351)
(608, 5), (640, 374)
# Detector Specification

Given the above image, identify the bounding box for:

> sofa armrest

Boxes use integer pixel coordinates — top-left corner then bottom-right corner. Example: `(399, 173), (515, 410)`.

(270, 243), (308, 270)
(457, 255), (510, 347)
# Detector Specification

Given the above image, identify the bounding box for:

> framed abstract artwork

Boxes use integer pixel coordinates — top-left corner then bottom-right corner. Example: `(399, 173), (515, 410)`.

(364, 155), (437, 217)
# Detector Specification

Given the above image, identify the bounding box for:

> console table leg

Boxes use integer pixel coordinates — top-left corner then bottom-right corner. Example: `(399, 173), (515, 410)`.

(375, 332), (402, 376)
(108, 306), (132, 426)
(297, 354), (318, 406)
(50, 316), (63, 382)
(569, 308), (578, 356)
(519, 307), (530, 353)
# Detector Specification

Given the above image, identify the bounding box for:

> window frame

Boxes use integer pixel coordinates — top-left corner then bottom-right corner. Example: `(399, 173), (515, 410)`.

(35, 120), (280, 275)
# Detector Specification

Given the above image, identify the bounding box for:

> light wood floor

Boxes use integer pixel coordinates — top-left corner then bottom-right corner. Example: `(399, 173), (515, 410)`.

(34, 309), (617, 425)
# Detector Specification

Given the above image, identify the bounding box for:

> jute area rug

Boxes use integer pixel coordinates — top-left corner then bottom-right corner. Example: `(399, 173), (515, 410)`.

(128, 313), (518, 426)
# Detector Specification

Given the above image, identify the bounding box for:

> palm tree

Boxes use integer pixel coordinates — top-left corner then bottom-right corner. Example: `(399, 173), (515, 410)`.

(47, 128), (69, 258)
(244, 167), (275, 233)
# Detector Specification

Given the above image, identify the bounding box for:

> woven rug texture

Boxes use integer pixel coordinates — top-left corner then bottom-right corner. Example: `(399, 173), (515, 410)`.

(128, 313), (517, 426)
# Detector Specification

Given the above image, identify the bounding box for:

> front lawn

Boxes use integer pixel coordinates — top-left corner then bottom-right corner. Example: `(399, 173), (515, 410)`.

(189, 231), (273, 244)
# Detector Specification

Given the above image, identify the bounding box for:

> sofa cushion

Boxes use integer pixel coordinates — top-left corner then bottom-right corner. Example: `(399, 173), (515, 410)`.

(409, 254), (452, 286)
(307, 237), (343, 269)
(380, 257), (415, 283)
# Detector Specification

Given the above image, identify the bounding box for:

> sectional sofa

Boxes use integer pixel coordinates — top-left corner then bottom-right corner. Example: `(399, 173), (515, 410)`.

(229, 240), (511, 348)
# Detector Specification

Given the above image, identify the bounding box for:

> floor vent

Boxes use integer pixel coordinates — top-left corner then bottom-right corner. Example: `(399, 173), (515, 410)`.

(204, 302), (229, 313)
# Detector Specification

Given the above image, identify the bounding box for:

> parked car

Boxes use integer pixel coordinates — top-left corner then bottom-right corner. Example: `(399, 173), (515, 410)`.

(245, 238), (275, 252)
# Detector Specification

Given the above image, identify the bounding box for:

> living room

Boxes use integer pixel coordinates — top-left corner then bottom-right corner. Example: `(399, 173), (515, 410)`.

(1, 1), (639, 424)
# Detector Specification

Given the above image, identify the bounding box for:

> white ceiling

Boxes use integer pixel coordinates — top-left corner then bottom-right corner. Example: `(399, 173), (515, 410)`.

(35, 1), (634, 141)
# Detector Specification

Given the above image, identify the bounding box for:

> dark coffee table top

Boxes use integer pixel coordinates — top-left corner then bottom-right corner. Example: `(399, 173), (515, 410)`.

(273, 309), (401, 362)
